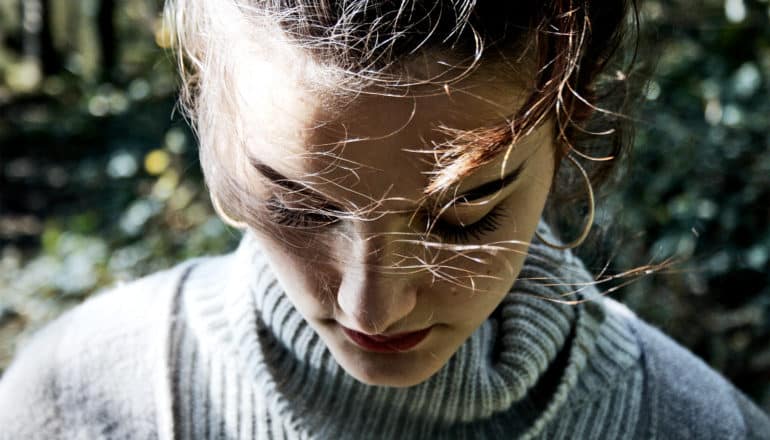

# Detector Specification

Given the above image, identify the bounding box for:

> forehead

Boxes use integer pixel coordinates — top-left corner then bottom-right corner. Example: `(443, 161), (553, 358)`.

(235, 53), (544, 206)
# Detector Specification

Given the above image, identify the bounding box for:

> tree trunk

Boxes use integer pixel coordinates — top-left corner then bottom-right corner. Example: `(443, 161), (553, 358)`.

(39, 0), (63, 75)
(98, 0), (117, 81)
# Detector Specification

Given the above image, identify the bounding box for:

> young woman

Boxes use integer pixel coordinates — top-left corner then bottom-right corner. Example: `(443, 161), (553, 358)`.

(1, 1), (768, 439)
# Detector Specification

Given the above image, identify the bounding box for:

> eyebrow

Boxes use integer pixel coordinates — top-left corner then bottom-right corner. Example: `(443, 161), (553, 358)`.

(451, 160), (528, 203)
(250, 158), (313, 195)
(248, 156), (526, 208)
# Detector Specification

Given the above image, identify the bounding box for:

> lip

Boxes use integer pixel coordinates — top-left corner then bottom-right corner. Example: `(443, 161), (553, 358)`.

(341, 326), (432, 353)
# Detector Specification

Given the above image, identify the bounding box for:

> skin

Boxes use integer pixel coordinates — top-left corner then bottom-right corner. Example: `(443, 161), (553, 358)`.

(234, 53), (557, 387)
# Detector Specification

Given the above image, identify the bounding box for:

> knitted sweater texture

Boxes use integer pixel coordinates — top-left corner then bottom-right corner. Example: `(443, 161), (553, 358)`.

(1, 226), (768, 439)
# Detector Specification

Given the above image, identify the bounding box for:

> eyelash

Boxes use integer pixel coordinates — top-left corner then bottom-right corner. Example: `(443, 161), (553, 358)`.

(265, 196), (506, 242)
(426, 205), (506, 243)
(265, 196), (340, 229)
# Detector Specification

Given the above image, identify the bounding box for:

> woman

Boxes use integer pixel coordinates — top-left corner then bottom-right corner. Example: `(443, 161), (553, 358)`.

(1, 1), (768, 438)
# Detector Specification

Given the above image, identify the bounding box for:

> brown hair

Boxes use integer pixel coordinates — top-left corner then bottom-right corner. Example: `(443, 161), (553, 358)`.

(165, 0), (641, 239)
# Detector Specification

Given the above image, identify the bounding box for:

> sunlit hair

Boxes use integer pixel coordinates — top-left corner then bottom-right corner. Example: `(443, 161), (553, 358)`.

(163, 0), (647, 296)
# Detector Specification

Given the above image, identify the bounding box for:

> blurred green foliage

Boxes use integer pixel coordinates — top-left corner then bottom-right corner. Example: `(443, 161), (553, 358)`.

(0, 0), (240, 368)
(601, 0), (770, 410)
(0, 0), (768, 412)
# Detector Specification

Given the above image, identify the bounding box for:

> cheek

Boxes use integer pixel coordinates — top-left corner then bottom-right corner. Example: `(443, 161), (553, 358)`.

(429, 181), (551, 315)
(425, 234), (522, 321)
(256, 236), (339, 318)
(479, 187), (548, 274)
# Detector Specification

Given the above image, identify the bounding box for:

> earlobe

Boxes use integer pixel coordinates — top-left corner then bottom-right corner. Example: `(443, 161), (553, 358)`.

(536, 154), (595, 250)
(552, 139), (570, 173)
(211, 191), (249, 229)
(543, 137), (567, 191)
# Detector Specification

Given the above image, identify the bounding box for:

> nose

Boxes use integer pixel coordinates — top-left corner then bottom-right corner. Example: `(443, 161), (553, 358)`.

(336, 264), (418, 335)
(335, 219), (421, 335)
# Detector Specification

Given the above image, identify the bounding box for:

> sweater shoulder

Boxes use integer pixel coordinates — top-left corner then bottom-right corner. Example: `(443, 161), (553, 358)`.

(0, 258), (200, 440)
(622, 307), (770, 439)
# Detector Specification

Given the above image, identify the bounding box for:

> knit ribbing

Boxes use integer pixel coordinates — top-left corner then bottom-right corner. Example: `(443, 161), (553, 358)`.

(169, 223), (642, 439)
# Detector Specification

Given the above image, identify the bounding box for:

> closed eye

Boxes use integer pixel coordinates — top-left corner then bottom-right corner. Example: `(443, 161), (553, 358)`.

(265, 196), (341, 229)
(259, 159), (526, 241)
(424, 204), (507, 243)
(443, 159), (528, 207)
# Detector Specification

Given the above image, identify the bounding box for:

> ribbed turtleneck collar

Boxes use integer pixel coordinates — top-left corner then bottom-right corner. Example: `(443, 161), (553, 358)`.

(178, 223), (626, 439)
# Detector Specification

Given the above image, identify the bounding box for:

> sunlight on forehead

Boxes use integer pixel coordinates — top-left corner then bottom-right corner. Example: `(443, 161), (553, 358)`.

(239, 50), (547, 210)
(301, 80), (542, 205)
(232, 35), (332, 177)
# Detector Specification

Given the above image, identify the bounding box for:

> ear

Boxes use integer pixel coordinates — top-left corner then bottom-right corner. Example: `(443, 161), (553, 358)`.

(211, 191), (249, 229)
(551, 134), (571, 171)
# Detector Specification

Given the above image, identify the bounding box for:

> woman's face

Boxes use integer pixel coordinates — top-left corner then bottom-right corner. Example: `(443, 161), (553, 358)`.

(236, 59), (556, 387)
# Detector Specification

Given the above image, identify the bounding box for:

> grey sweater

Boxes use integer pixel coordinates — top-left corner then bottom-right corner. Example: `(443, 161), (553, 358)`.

(1, 227), (768, 439)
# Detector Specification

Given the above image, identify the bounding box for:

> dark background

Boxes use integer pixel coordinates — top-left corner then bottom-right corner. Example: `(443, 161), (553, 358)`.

(0, 0), (768, 412)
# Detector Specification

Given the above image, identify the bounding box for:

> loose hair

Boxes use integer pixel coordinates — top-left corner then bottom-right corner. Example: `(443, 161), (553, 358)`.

(163, 0), (642, 280)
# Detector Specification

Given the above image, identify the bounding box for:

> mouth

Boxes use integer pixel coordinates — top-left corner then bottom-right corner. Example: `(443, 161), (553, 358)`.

(341, 326), (432, 353)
